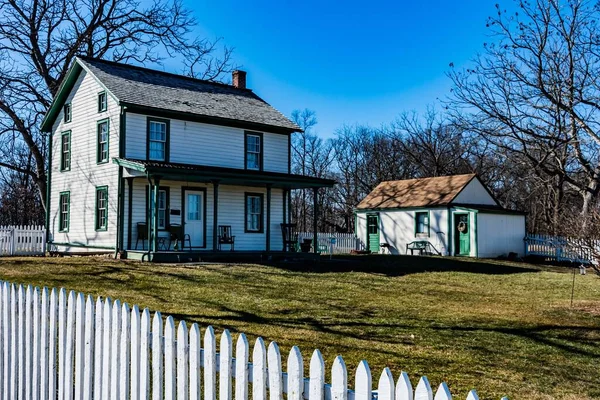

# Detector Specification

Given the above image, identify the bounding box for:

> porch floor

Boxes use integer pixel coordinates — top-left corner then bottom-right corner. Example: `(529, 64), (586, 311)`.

(124, 249), (318, 263)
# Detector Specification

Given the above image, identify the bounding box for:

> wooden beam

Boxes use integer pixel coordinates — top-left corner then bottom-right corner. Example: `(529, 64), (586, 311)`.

(212, 180), (219, 251)
(313, 188), (318, 254)
(152, 176), (161, 253)
(266, 185), (272, 252)
(126, 177), (134, 250)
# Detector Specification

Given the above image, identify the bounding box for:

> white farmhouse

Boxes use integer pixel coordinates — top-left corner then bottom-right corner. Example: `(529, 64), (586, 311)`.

(355, 174), (526, 258)
(41, 58), (334, 261)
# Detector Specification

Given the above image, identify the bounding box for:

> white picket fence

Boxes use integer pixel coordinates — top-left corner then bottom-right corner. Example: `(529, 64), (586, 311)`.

(0, 279), (507, 400)
(297, 232), (361, 254)
(524, 233), (600, 264)
(0, 225), (46, 256)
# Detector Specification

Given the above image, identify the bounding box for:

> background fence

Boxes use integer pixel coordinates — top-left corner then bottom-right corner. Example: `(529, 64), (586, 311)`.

(0, 279), (506, 400)
(524, 233), (599, 264)
(297, 232), (361, 254)
(0, 225), (46, 256)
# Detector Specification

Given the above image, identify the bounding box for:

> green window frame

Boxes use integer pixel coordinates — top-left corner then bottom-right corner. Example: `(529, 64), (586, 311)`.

(145, 186), (170, 230)
(244, 192), (264, 233)
(244, 131), (263, 171)
(146, 118), (170, 162)
(97, 119), (109, 164)
(60, 131), (71, 172)
(63, 103), (72, 123)
(98, 91), (107, 113)
(415, 211), (430, 236)
(95, 186), (109, 231)
(59, 192), (70, 232)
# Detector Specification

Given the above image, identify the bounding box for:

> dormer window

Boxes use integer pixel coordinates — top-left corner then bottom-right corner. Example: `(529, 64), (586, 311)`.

(63, 103), (72, 123)
(98, 91), (107, 113)
(245, 132), (262, 170)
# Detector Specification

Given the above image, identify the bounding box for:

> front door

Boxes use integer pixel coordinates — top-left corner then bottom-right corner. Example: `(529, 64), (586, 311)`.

(184, 190), (204, 247)
(455, 213), (470, 256)
(367, 214), (380, 253)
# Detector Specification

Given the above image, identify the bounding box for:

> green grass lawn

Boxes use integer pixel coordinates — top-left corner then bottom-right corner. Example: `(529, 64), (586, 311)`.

(0, 255), (598, 400)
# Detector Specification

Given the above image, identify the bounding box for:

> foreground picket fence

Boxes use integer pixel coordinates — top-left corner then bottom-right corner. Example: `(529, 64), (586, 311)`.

(524, 233), (599, 264)
(0, 280), (507, 400)
(297, 232), (361, 254)
(0, 225), (46, 256)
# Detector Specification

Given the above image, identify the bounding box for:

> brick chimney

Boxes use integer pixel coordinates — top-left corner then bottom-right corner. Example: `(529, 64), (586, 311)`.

(232, 70), (247, 89)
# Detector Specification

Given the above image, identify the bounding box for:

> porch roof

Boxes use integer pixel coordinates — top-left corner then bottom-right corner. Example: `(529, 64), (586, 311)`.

(113, 158), (336, 189)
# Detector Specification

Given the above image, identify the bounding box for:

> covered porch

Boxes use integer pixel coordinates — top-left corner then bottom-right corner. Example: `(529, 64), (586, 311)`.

(113, 158), (335, 261)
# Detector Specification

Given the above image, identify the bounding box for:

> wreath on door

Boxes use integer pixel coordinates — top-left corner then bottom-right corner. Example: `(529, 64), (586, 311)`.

(457, 221), (468, 233)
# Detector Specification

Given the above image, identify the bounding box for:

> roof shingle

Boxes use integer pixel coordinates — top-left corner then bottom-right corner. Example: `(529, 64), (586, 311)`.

(78, 57), (300, 132)
(357, 174), (477, 209)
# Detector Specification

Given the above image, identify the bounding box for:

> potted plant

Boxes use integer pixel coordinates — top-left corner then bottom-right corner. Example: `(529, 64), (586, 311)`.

(300, 238), (312, 253)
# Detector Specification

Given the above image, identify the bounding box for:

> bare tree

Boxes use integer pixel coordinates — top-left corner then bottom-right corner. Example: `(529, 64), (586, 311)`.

(0, 0), (235, 213)
(291, 109), (318, 230)
(448, 0), (600, 220)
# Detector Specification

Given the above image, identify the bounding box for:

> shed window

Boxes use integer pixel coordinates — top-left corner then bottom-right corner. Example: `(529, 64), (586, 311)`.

(415, 212), (429, 235)
(245, 193), (263, 232)
(95, 187), (108, 231)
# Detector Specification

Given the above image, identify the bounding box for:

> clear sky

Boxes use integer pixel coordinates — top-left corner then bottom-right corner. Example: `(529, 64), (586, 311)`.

(181, 1), (499, 137)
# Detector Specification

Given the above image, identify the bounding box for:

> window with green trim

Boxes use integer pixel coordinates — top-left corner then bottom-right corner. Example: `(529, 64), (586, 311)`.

(59, 192), (70, 232)
(245, 193), (263, 232)
(415, 212), (429, 235)
(98, 92), (107, 112)
(60, 131), (71, 171)
(245, 132), (262, 170)
(148, 119), (168, 161)
(97, 119), (109, 163)
(63, 103), (72, 123)
(95, 187), (108, 231)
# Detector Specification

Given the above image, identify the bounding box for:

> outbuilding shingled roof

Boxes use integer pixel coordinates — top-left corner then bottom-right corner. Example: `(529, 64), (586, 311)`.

(65, 57), (300, 132)
(357, 174), (477, 209)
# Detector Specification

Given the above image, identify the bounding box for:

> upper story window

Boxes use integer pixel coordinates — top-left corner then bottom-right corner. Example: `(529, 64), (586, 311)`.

(60, 131), (71, 172)
(98, 91), (107, 113)
(245, 132), (262, 170)
(63, 103), (72, 123)
(147, 118), (169, 161)
(415, 211), (429, 235)
(97, 119), (109, 163)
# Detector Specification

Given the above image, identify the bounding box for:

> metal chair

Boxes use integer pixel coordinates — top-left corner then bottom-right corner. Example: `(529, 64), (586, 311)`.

(168, 224), (191, 251)
(281, 223), (299, 252)
(135, 223), (148, 250)
(217, 225), (235, 251)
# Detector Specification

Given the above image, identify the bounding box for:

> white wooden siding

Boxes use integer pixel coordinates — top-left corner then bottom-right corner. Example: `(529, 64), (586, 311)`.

(356, 209), (450, 255)
(49, 70), (120, 252)
(124, 179), (284, 251)
(452, 179), (498, 206)
(125, 113), (290, 173)
(477, 213), (526, 258)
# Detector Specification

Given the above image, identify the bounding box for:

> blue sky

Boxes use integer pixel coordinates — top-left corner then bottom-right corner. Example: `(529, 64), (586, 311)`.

(182, 1), (499, 137)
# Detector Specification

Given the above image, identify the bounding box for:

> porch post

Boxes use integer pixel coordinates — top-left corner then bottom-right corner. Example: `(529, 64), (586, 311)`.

(152, 176), (161, 253)
(282, 189), (287, 251)
(212, 180), (219, 251)
(313, 188), (318, 254)
(266, 184), (272, 252)
(126, 177), (134, 250)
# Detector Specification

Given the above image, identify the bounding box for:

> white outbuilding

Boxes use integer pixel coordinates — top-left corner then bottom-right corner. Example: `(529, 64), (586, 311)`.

(355, 174), (526, 257)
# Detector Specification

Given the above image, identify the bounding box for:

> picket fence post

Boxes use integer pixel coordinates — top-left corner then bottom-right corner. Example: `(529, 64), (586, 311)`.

(0, 279), (512, 400)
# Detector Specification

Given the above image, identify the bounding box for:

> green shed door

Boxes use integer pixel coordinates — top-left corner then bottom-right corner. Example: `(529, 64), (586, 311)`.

(455, 213), (470, 256)
(367, 214), (380, 253)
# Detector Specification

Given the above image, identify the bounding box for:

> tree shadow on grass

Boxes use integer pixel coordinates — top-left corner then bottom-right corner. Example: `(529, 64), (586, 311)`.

(271, 255), (542, 276)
